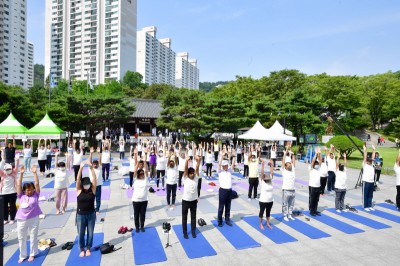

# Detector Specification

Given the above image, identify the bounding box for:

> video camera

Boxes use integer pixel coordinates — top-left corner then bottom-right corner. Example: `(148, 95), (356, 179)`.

(162, 222), (171, 233)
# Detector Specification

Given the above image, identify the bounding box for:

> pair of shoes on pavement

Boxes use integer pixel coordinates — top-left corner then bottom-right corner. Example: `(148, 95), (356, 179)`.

(183, 232), (197, 239)
(217, 220), (233, 227)
(118, 226), (133, 234)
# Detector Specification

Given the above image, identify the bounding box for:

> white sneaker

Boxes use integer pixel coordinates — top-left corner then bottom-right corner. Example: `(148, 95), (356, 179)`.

(342, 209), (349, 212)
(364, 208), (370, 212)
(283, 216), (289, 222)
(369, 207), (375, 211)
(336, 209), (341, 213)
(255, 198), (259, 201)
(248, 198), (252, 201)
(289, 215), (295, 220)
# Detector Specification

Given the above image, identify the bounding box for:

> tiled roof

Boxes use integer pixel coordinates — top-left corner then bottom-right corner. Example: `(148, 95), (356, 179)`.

(131, 99), (162, 118)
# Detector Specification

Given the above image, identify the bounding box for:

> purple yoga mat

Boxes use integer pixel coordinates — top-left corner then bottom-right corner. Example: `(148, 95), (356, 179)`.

(201, 182), (218, 193)
(155, 188), (167, 196)
(126, 188), (133, 199)
(68, 187), (110, 202)
(39, 190), (54, 200)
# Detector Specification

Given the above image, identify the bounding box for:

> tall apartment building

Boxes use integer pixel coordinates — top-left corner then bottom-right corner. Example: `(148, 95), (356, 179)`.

(45, 0), (137, 85)
(136, 26), (176, 86)
(0, 0), (33, 88)
(26, 41), (34, 88)
(175, 52), (199, 90)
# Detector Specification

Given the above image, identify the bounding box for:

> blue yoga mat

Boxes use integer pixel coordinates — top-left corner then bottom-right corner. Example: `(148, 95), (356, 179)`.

(131, 227), (167, 265)
(303, 211), (364, 234)
(172, 224), (217, 259)
(242, 216), (297, 244)
(65, 233), (104, 266)
(124, 177), (131, 185)
(5, 240), (51, 266)
(3, 241), (7, 247)
(326, 208), (391, 229)
(354, 206), (400, 223)
(122, 163), (130, 167)
(376, 202), (399, 212)
(42, 180), (55, 189)
(211, 220), (260, 250)
(271, 214), (331, 239)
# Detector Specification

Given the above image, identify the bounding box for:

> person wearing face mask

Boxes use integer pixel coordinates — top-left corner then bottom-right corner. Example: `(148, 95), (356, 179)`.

(362, 145), (376, 211)
(66, 138), (74, 170)
(54, 152), (69, 214)
(335, 153), (348, 212)
(4, 134), (16, 167)
(89, 147), (102, 214)
(205, 143), (214, 179)
(308, 147), (322, 217)
(281, 145), (296, 222)
(75, 160), (97, 257)
(166, 156), (178, 210)
(15, 165), (42, 263)
(131, 161), (150, 233)
(177, 142), (187, 189)
(23, 140), (33, 173)
(248, 153), (260, 201)
(45, 143), (53, 171)
(259, 159), (274, 230)
(156, 147), (166, 191)
(0, 148), (20, 225)
(217, 149), (235, 227)
(181, 155), (201, 239)
(149, 149), (157, 181)
(101, 140), (111, 181)
(37, 139), (48, 177)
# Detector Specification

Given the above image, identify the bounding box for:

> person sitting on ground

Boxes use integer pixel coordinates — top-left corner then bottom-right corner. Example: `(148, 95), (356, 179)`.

(15, 165), (42, 263)
(259, 159), (274, 230)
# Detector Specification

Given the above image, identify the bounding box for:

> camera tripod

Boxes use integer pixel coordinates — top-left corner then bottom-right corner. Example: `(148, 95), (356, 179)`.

(164, 230), (172, 248)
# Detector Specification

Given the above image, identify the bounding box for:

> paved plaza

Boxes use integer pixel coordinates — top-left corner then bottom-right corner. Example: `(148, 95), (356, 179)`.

(3, 154), (400, 266)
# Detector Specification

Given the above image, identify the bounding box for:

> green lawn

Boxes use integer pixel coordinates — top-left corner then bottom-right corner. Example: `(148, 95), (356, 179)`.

(346, 147), (399, 175)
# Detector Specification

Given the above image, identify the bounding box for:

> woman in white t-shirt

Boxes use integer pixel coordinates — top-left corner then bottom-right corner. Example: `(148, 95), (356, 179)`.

(335, 154), (348, 212)
(128, 147), (136, 189)
(73, 147), (83, 182)
(205, 143), (214, 178)
(394, 151), (400, 210)
(181, 156), (201, 239)
(166, 157), (178, 209)
(243, 149), (250, 178)
(119, 139), (125, 160)
(259, 159), (274, 230)
(156, 148), (166, 191)
(66, 139), (74, 170)
(37, 139), (48, 177)
(89, 147), (103, 213)
(23, 140), (33, 173)
(131, 159), (149, 233)
(54, 153), (69, 214)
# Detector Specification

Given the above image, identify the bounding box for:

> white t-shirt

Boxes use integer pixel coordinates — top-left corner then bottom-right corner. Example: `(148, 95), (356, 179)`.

(327, 157), (336, 172)
(137, 144), (142, 152)
(205, 153), (213, 164)
(320, 162), (328, 177)
(335, 168), (347, 189)
(281, 167), (296, 190)
(394, 164), (400, 186)
(131, 178), (149, 202)
(214, 144), (219, 152)
(156, 157), (166, 171)
(308, 167), (321, 188)
(37, 148), (47, 160)
(129, 157), (136, 172)
(119, 144), (125, 152)
(54, 170), (69, 189)
(218, 170), (232, 189)
(244, 154), (249, 165)
(1, 174), (16, 195)
(101, 151), (111, 164)
(270, 150), (276, 159)
(182, 175), (199, 201)
(362, 162), (375, 183)
(166, 167), (178, 185)
(188, 149), (193, 157)
(23, 148), (32, 158)
(248, 160), (259, 178)
(237, 147), (242, 154)
(73, 151), (83, 166)
(259, 180), (273, 203)
(178, 157), (186, 172)
(89, 167), (103, 186)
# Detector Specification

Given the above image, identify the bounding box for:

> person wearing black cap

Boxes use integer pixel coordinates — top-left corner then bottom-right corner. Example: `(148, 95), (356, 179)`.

(362, 145), (376, 211)
(181, 155), (201, 239)
(75, 160), (97, 257)
(217, 149), (235, 227)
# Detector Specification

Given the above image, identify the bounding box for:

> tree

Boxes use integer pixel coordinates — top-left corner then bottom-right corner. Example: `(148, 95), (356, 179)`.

(33, 64), (45, 87)
(326, 135), (364, 158)
(142, 83), (174, 100)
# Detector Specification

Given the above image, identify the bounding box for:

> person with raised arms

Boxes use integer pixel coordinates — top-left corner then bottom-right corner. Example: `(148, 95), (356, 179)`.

(0, 148), (19, 225)
(23, 140), (33, 173)
(258, 159), (274, 230)
(308, 147), (322, 217)
(281, 144), (296, 221)
(101, 139), (111, 181)
(89, 147), (103, 214)
(54, 151), (69, 214)
(362, 144), (376, 211)
(37, 139), (48, 177)
(335, 153), (348, 212)
(394, 150), (400, 211)
(217, 148), (235, 227)
(165, 153), (178, 210)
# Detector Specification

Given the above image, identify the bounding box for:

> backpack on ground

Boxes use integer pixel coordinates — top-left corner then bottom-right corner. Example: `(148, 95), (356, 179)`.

(231, 190), (238, 199)
(100, 243), (121, 254)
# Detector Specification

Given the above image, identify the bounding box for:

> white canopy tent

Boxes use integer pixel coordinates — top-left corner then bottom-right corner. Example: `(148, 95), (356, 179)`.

(268, 120), (293, 136)
(238, 120), (296, 141)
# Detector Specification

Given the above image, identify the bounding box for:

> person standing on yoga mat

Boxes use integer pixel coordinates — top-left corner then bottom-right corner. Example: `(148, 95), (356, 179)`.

(335, 153), (348, 212)
(182, 155), (201, 239)
(156, 144), (167, 191)
(319, 148), (328, 195)
(192, 143), (203, 197)
(76, 160), (97, 257)
(166, 155), (178, 210)
(4, 135), (16, 167)
(45, 142), (53, 171)
(54, 152), (69, 215)
(72, 140), (83, 182)
(259, 159), (274, 230)
(1, 148), (20, 225)
(281, 144), (296, 222)
(131, 158), (149, 233)
(394, 150), (400, 210)
(177, 142), (187, 189)
(89, 147), (102, 214)
(101, 140), (111, 181)
(23, 140), (33, 173)
(248, 153), (260, 201)
(326, 145), (336, 193)
(66, 138), (74, 170)
(128, 146), (136, 190)
(15, 165), (42, 263)
(308, 147), (322, 217)
(37, 139), (48, 177)
(205, 143), (213, 179)
(362, 145), (376, 211)
(217, 149), (235, 227)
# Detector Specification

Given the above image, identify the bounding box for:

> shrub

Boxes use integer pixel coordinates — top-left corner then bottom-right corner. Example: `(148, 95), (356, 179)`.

(326, 135), (364, 158)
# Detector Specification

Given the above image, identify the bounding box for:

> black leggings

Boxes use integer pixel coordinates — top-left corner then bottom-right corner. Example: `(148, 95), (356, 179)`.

(248, 178), (259, 199)
(73, 165), (80, 182)
(375, 169), (382, 182)
(156, 170), (165, 187)
(46, 155), (52, 170)
(206, 163), (212, 177)
(198, 178), (202, 197)
(178, 171), (184, 187)
(259, 201), (273, 218)
(166, 184), (177, 205)
(182, 199), (198, 235)
(2, 193), (17, 221)
(38, 160), (46, 173)
(129, 171), (134, 187)
(132, 201), (148, 229)
(243, 165), (249, 177)
(396, 185), (400, 208)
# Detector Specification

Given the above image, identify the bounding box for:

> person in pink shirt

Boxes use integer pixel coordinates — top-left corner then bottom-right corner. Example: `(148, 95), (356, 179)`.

(15, 165), (43, 263)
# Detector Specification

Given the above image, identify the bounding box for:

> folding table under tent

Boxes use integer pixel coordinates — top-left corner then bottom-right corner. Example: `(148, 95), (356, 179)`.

(0, 112), (28, 139)
(26, 113), (66, 140)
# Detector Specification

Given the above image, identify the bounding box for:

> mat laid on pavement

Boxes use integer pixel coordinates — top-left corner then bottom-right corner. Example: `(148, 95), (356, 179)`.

(303, 211), (364, 234)
(131, 227), (167, 265)
(65, 233), (103, 266)
(5, 240), (52, 266)
(326, 208), (391, 229)
(211, 220), (260, 250)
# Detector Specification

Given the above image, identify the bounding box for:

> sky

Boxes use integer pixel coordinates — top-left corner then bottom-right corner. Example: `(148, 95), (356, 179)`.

(27, 0), (400, 82)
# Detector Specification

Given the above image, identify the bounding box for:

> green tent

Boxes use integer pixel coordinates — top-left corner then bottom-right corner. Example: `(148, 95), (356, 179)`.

(0, 113), (28, 138)
(26, 113), (66, 139)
